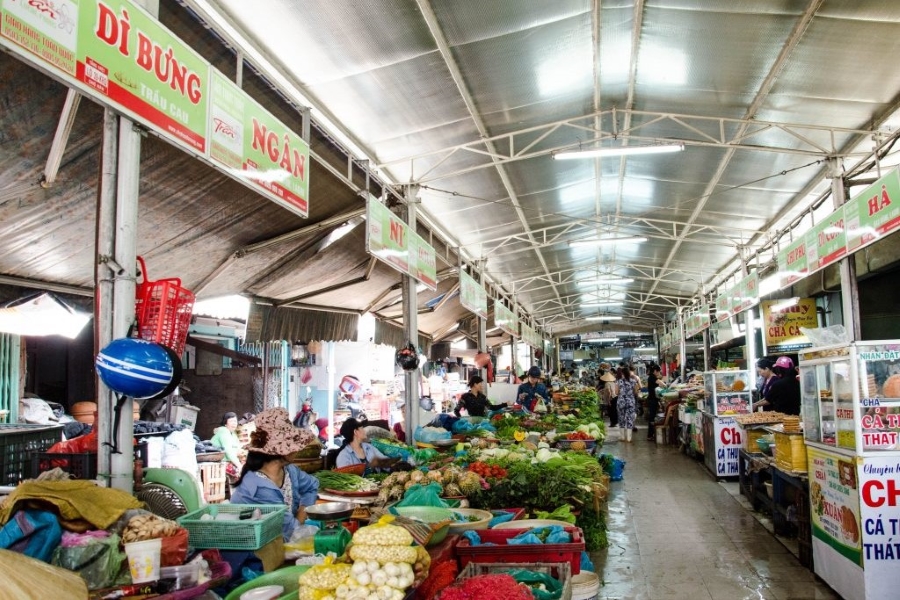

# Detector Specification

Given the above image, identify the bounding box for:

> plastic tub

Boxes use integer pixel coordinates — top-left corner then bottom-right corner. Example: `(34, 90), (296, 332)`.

(448, 508), (493, 533)
(571, 570), (600, 600)
(393, 506), (453, 546)
(160, 562), (199, 591)
(124, 538), (162, 584)
(224, 565), (311, 600)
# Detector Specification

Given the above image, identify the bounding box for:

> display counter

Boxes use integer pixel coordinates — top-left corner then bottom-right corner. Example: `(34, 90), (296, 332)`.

(799, 341), (900, 600)
(699, 370), (752, 477)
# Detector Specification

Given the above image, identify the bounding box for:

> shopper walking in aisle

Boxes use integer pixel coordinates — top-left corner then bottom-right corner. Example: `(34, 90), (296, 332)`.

(599, 371), (618, 427)
(645, 364), (662, 441)
(617, 365), (641, 442)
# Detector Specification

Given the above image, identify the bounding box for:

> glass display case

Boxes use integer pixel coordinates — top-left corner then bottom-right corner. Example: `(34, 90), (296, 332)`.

(799, 342), (900, 454)
(700, 370), (752, 416)
(798, 341), (900, 600)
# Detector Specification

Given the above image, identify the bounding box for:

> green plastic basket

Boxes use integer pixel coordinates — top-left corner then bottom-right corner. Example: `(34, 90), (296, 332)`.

(177, 504), (285, 550)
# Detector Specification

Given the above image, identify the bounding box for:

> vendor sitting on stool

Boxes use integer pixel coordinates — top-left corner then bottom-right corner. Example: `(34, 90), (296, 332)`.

(454, 375), (508, 417)
(230, 407), (319, 541)
(336, 418), (399, 472)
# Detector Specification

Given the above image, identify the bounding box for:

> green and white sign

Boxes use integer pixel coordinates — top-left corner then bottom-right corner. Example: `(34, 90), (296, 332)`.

(737, 272), (759, 314)
(494, 302), (518, 337)
(776, 237), (809, 288)
(459, 270), (487, 319)
(1, 0), (210, 154)
(685, 306), (711, 338)
(806, 207), (847, 273)
(365, 199), (436, 290)
(520, 323), (541, 349)
(845, 168), (900, 253)
(209, 69), (310, 217)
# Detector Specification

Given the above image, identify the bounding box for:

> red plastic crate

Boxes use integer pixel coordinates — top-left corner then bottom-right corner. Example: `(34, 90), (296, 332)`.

(454, 526), (584, 574)
(135, 256), (194, 356)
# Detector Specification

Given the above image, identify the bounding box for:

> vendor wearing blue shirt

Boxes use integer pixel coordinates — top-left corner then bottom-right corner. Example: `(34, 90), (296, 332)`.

(336, 418), (399, 471)
(517, 366), (551, 412)
(230, 407), (320, 541)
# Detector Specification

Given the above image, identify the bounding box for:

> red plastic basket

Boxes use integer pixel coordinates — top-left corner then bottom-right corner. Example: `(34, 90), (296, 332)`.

(454, 526), (585, 574)
(135, 256), (195, 356)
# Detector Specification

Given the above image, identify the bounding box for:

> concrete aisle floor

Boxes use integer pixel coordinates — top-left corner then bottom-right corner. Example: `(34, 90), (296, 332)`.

(590, 427), (842, 600)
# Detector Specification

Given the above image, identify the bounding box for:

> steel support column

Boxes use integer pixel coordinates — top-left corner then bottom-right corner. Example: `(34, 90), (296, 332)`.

(402, 186), (421, 435)
(831, 158), (861, 341)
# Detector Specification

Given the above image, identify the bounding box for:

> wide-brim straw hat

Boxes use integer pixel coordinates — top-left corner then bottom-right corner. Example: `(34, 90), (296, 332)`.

(600, 373), (616, 382)
(247, 407), (316, 456)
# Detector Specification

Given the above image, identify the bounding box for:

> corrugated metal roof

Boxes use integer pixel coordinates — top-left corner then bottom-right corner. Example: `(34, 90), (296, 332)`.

(3, 0), (900, 342)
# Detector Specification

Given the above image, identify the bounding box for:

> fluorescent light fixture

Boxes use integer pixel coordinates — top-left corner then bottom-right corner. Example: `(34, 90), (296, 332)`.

(585, 337), (619, 343)
(569, 236), (648, 247)
(486, 326), (501, 334)
(578, 277), (634, 286)
(0, 293), (92, 339)
(587, 316), (623, 321)
(554, 143), (684, 160)
(581, 302), (624, 308)
(768, 297), (800, 312)
(416, 283), (428, 293)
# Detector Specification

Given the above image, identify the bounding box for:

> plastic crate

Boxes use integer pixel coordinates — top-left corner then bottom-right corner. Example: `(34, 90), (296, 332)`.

(177, 504), (285, 550)
(774, 432), (808, 472)
(0, 424), (63, 485)
(29, 445), (150, 480)
(198, 462), (227, 503)
(135, 256), (195, 357)
(457, 562), (572, 600)
(455, 526), (585, 574)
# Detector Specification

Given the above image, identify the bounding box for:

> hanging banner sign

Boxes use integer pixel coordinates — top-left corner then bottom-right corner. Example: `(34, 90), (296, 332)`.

(493, 302), (518, 337)
(846, 168), (900, 253)
(736, 272), (759, 315)
(520, 323), (540, 349)
(806, 207), (847, 273)
(459, 270), (487, 319)
(410, 236), (437, 290)
(761, 298), (816, 353)
(715, 286), (735, 322)
(0, 0), (209, 155)
(684, 306), (711, 339)
(209, 69), (310, 217)
(365, 199), (437, 290)
(776, 237), (809, 288)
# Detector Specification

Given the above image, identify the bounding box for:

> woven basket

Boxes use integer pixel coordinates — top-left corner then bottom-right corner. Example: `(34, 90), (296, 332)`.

(196, 452), (225, 463)
(292, 457), (323, 473)
(332, 464), (365, 476)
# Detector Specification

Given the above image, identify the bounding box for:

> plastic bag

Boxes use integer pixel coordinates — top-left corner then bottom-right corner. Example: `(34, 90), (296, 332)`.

(508, 526), (570, 545)
(414, 426), (451, 443)
(51, 532), (125, 590)
(160, 527), (189, 567)
(0, 509), (62, 562)
(298, 556), (352, 590)
(505, 568), (564, 600)
(395, 482), (448, 508)
(487, 510), (515, 528)
(580, 550), (595, 573)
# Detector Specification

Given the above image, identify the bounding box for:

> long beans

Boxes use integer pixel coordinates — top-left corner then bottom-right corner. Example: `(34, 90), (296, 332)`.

(313, 471), (379, 491)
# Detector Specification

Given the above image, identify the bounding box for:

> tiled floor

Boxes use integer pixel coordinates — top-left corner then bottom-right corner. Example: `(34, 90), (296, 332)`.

(590, 427), (842, 600)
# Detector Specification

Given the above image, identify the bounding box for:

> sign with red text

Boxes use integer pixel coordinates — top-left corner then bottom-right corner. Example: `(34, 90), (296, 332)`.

(858, 455), (900, 596)
(208, 69), (309, 217)
(761, 298), (816, 354)
(459, 270), (487, 319)
(493, 302), (518, 337)
(775, 236), (809, 289)
(846, 168), (900, 253)
(808, 446), (862, 565)
(365, 199), (436, 290)
(713, 416), (742, 476)
(807, 207), (847, 273)
(684, 305), (711, 338)
(1, 0), (209, 154)
(736, 272), (759, 315)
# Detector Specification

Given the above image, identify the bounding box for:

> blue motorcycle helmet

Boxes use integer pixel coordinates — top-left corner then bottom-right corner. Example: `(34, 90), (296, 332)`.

(96, 338), (180, 399)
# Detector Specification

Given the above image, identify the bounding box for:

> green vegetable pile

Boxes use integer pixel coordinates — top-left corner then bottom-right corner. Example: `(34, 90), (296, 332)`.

(313, 471), (380, 492)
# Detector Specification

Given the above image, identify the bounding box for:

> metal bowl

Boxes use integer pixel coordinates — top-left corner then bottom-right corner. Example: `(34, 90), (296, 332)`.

(305, 502), (355, 521)
(431, 439), (458, 448)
